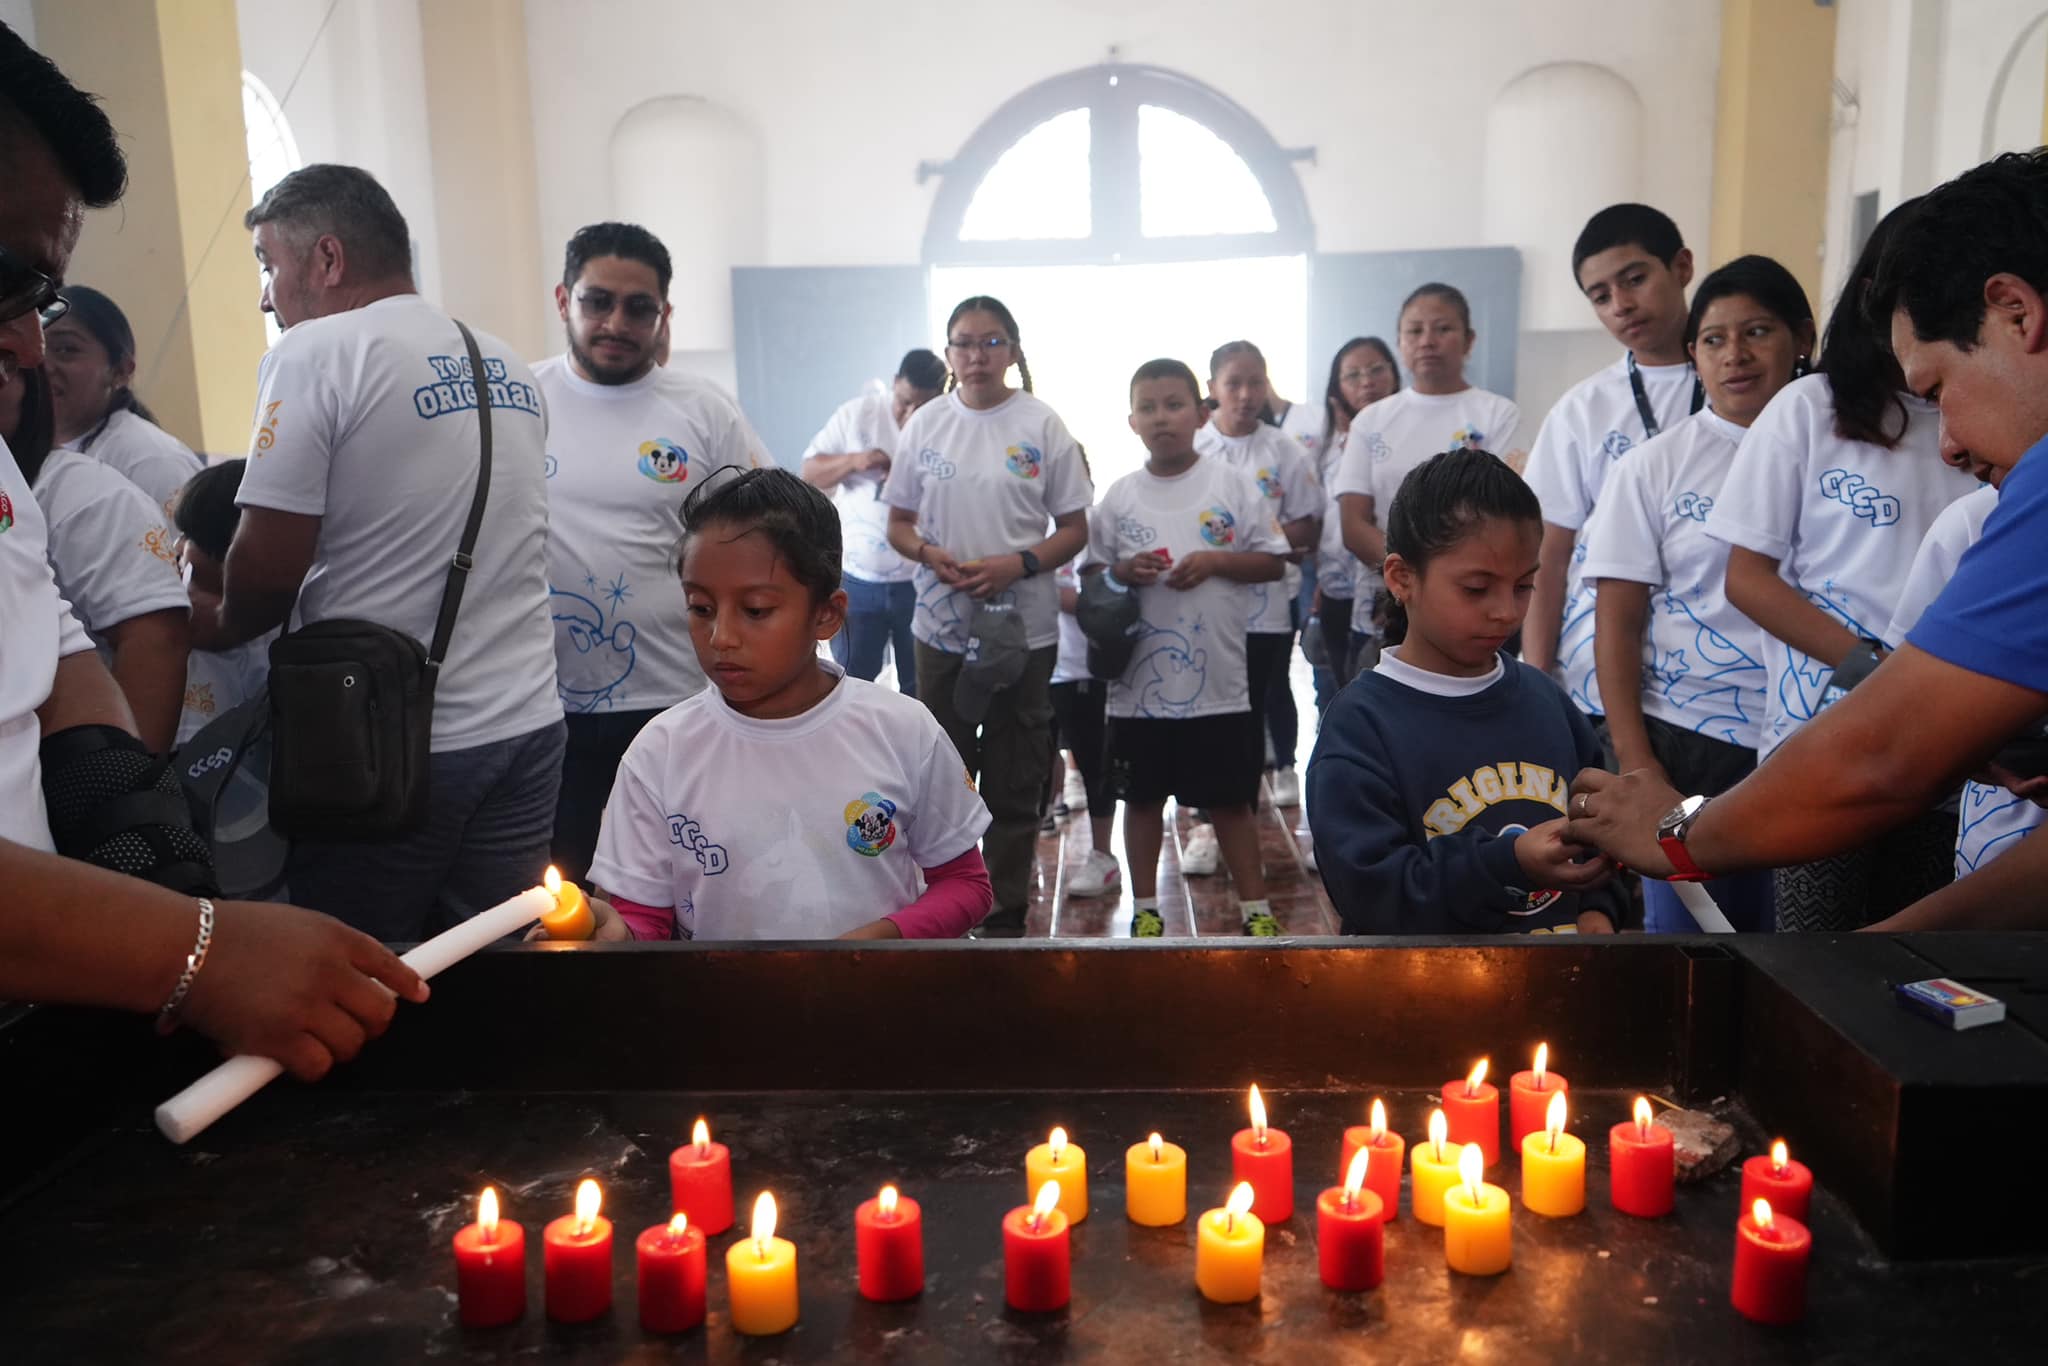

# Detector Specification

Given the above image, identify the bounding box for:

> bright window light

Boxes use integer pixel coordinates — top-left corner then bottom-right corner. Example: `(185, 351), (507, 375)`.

(960, 108), (1092, 241)
(1139, 104), (1275, 238)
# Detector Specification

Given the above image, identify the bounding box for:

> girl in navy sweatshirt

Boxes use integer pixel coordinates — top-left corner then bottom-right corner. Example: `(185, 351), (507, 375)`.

(1307, 449), (1624, 934)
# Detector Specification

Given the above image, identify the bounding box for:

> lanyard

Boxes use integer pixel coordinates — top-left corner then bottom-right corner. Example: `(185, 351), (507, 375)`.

(1627, 352), (1705, 439)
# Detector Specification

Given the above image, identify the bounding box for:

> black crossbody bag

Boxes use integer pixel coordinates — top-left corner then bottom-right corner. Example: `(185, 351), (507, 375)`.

(265, 321), (494, 840)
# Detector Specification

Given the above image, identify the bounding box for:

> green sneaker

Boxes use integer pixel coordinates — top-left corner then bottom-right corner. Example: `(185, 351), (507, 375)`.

(1241, 909), (1282, 938)
(1132, 906), (1166, 938)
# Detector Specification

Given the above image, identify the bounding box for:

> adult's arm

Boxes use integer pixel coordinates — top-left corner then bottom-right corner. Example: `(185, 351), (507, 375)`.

(1724, 545), (1863, 667)
(1338, 492), (1385, 569)
(191, 506), (319, 650)
(37, 649), (138, 738)
(1280, 513), (1319, 559)
(1592, 580), (1663, 780)
(1523, 524), (1578, 673)
(1865, 826), (2048, 931)
(102, 608), (190, 754)
(801, 449), (886, 491)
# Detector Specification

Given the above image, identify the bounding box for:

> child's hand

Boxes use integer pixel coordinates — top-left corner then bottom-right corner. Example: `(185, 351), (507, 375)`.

(959, 554), (1025, 599)
(1165, 551), (1217, 589)
(1116, 550), (1171, 587)
(525, 896), (634, 942)
(838, 916), (904, 940)
(1514, 818), (1615, 891)
(922, 545), (970, 586)
(1575, 908), (1617, 935)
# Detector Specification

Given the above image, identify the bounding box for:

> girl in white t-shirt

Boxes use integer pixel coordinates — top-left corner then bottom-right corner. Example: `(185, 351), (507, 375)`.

(1310, 336), (1400, 691)
(882, 296), (1094, 935)
(570, 468), (995, 941)
(1581, 255), (1816, 933)
(1704, 206), (1978, 931)
(43, 286), (201, 513)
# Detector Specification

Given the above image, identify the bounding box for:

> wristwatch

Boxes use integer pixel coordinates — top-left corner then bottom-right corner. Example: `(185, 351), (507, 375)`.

(1017, 549), (1042, 579)
(1656, 794), (1713, 882)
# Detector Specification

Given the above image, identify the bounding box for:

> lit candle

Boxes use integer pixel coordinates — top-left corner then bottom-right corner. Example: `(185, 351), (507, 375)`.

(539, 865), (595, 941)
(1196, 1182), (1265, 1304)
(1519, 1090), (1586, 1218)
(1609, 1097), (1676, 1218)
(1442, 1144), (1511, 1276)
(635, 1212), (706, 1334)
(855, 1184), (925, 1302)
(1508, 1043), (1569, 1150)
(1316, 1146), (1386, 1291)
(1411, 1109), (1462, 1228)
(1025, 1126), (1089, 1224)
(452, 1185), (526, 1328)
(1740, 1140), (1814, 1225)
(543, 1178), (614, 1323)
(1442, 1058), (1501, 1167)
(1338, 1098), (1404, 1222)
(1003, 1180), (1071, 1312)
(1731, 1198), (1811, 1324)
(726, 1192), (799, 1335)
(1230, 1084), (1295, 1222)
(1125, 1132), (1188, 1227)
(669, 1117), (735, 1234)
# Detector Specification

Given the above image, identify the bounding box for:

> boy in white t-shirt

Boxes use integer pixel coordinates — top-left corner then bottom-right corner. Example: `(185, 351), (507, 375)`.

(169, 460), (272, 747)
(1087, 359), (1290, 938)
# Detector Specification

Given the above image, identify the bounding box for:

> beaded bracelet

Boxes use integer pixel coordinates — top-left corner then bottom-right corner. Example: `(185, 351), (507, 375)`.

(157, 898), (216, 1026)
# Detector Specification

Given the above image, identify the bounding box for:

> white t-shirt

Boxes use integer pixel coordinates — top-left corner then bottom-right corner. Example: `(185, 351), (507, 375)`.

(1085, 457), (1290, 719)
(236, 294), (562, 752)
(1052, 562), (1090, 686)
(1194, 420), (1321, 633)
(0, 436), (92, 852)
(1524, 356), (1697, 716)
(1314, 425), (1356, 601)
(32, 450), (189, 649)
(1705, 373), (1977, 756)
(1577, 410), (1768, 749)
(1332, 385), (1522, 616)
(882, 389), (1094, 654)
(805, 385), (912, 585)
(1278, 401), (1330, 474)
(588, 661), (991, 939)
(536, 355), (768, 715)
(70, 408), (203, 515)
(179, 635), (272, 746)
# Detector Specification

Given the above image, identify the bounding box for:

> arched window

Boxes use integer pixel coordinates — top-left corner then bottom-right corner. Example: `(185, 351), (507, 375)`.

(242, 73), (301, 343)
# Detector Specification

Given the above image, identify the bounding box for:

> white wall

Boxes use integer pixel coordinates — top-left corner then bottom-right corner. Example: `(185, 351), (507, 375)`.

(1, 0), (34, 43)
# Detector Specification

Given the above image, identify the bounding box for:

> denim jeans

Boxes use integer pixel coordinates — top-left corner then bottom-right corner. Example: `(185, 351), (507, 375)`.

(832, 574), (918, 697)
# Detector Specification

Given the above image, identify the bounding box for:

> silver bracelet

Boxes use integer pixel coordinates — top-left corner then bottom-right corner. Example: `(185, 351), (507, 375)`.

(157, 898), (216, 1025)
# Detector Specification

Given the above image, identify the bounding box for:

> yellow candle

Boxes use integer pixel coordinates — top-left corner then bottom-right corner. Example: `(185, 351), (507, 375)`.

(1195, 1182), (1264, 1304)
(1520, 1090), (1586, 1218)
(1026, 1127), (1088, 1225)
(1443, 1144), (1512, 1275)
(1125, 1132), (1187, 1226)
(1411, 1109), (1461, 1227)
(540, 866), (594, 941)
(726, 1192), (798, 1335)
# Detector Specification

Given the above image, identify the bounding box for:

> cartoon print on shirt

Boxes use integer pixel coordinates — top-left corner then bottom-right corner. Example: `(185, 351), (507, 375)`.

(1198, 507), (1237, 547)
(638, 437), (688, 484)
(733, 806), (835, 911)
(1646, 588), (1765, 743)
(1558, 543), (1599, 713)
(844, 792), (899, 857)
(913, 574), (972, 647)
(1004, 442), (1043, 479)
(550, 578), (638, 712)
(0, 489), (13, 534)
(1129, 621), (1209, 717)
(1451, 425), (1489, 449)
(1254, 467), (1283, 499)
(1956, 784), (2036, 873)
(1775, 581), (1877, 733)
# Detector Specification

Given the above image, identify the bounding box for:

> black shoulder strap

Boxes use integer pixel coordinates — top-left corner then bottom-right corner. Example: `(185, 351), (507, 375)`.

(430, 322), (494, 669)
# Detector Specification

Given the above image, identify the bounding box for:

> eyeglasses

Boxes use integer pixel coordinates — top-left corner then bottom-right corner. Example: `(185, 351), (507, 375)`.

(0, 243), (69, 328)
(947, 336), (1012, 354)
(573, 288), (664, 326)
(1340, 363), (1393, 383)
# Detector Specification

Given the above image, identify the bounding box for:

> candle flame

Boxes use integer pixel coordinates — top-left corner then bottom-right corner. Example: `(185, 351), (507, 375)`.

(668, 1212), (689, 1239)
(1149, 1132), (1163, 1162)
(1428, 1108), (1448, 1160)
(1032, 1180), (1061, 1231)
(1225, 1181), (1255, 1231)
(1369, 1097), (1387, 1143)
(1753, 1198), (1774, 1232)
(1343, 1145), (1371, 1203)
(693, 1117), (711, 1154)
(879, 1185), (899, 1219)
(1458, 1142), (1484, 1204)
(1633, 1096), (1654, 1140)
(752, 1191), (778, 1259)
(1049, 1126), (1067, 1162)
(478, 1186), (500, 1242)
(573, 1178), (602, 1236)
(1534, 1042), (1549, 1088)
(1466, 1058), (1489, 1096)
(1546, 1090), (1568, 1153)
(543, 865), (563, 896)
(1771, 1139), (1789, 1174)
(1249, 1083), (1268, 1143)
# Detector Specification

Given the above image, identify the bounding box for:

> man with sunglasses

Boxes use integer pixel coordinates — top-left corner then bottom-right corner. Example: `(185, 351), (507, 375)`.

(0, 22), (427, 1078)
(535, 222), (770, 885)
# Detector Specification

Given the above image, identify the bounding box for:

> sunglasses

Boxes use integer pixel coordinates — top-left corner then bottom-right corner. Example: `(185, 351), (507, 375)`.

(0, 243), (69, 328)
(573, 288), (664, 326)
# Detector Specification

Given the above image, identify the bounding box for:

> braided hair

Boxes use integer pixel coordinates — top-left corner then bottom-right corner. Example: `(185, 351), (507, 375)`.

(942, 295), (1033, 394)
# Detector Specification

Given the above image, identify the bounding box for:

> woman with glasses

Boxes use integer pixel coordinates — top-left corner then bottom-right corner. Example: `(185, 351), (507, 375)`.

(1309, 337), (1400, 691)
(42, 286), (199, 514)
(884, 296), (1094, 936)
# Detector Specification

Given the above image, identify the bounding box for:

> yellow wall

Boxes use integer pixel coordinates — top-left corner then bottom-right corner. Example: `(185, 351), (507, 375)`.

(32, 0), (269, 457)
(1710, 0), (1838, 307)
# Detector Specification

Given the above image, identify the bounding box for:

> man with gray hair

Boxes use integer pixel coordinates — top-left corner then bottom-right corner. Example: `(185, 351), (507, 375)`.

(189, 163), (564, 941)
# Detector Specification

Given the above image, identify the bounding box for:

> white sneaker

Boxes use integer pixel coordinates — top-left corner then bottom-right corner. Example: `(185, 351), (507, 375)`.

(1061, 767), (1089, 813)
(1270, 766), (1302, 807)
(1181, 823), (1221, 877)
(1297, 827), (1318, 874)
(1067, 850), (1121, 898)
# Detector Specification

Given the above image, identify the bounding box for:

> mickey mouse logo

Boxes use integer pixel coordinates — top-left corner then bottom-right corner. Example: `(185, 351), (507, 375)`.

(0, 489), (13, 534)
(844, 791), (899, 857)
(637, 438), (688, 483)
(1005, 443), (1043, 479)
(1255, 467), (1283, 499)
(1198, 506), (1237, 547)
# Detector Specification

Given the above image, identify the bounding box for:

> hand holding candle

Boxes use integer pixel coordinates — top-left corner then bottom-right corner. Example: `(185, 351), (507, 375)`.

(1731, 1198), (1811, 1324)
(1125, 1132), (1187, 1226)
(670, 1118), (735, 1234)
(1411, 1109), (1461, 1227)
(1442, 1144), (1512, 1275)
(1338, 1098), (1403, 1222)
(856, 1184), (925, 1302)
(727, 1192), (799, 1335)
(1003, 1181), (1072, 1312)
(1609, 1096), (1675, 1218)
(539, 865), (595, 941)
(1509, 1043), (1569, 1149)
(1316, 1147), (1386, 1291)
(1740, 1140), (1814, 1225)
(1196, 1182), (1265, 1304)
(1025, 1127), (1089, 1224)
(1519, 1090), (1586, 1217)
(1231, 1084), (1294, 1222)
(1442, 1058), (1501, 1166)
(453, 1186), (526, 1328)
(636, 1213), (707, 1334)
(543, 1178), (614, 1323)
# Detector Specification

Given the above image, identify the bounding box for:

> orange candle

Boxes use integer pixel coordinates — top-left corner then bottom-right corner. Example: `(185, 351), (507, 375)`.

(539, 865), (594, 940)
(1442, 1058), (1500, 1166)
(726, 1191), (798, 1335)
(1508, 1043), (1568, 1150)
(1338, 1097), (1404, 1221)
(1411, 1109), (1462, 1227)
(1230, 1083), (1294, 1222)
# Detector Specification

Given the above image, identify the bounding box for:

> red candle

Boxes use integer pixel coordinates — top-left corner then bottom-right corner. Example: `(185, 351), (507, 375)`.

(855, 1184), (925, 1302)
(1316, 1148), (1387, 1291)
(543, 1178), (614, 1323)
(1509, 1043), (1569, 1150)
(1731, 1198), (1811, 1324)
(669, 1117), (735, 1235)
(1003, 1181), (1071, 1312)
(1740, 1141), (1814, 1226)
(1338, 1098), (1404, 1222)
(1608, 1097), (1675, 1218)
(635, 1213), (707, 1334)
(1442, 1059), (1501, 1167)
(1231, 1083), (1295, 1222)
(452, 1186), (526, 1328)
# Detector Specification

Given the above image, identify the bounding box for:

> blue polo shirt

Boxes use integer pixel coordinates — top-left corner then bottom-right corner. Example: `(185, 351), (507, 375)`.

(1908, 432), (2048, 692)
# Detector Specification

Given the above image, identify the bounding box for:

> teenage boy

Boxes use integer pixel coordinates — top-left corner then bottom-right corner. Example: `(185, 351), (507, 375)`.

(1086, 359), (1290, 938)
(1522, 204), (1697, 725)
